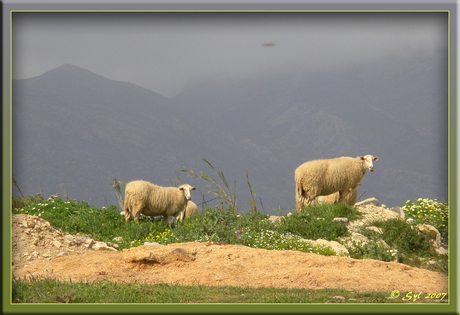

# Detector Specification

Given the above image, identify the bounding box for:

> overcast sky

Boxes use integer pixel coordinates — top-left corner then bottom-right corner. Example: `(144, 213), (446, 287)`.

(12, 12), (447, 98)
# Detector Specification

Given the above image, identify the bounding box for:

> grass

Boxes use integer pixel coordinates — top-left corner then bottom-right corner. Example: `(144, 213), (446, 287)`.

(12, 277), (447, 304)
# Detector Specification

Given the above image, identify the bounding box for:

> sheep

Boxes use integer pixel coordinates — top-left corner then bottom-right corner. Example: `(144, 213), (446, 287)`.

(312, 187), (358, 206)
(295, 155), (379, 212)
(176, 200), (199, 221)
(123, 180), (196, 226)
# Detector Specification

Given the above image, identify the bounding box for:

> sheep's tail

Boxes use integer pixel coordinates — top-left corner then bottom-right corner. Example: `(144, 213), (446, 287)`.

(123, 191), (131, 222)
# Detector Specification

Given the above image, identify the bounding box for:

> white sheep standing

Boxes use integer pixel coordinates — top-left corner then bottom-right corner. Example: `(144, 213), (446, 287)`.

(313, 187), (358, 207)
(123, 180), (196, 226)
(176, 200), (199, 222)
(295, 155), (379, 212)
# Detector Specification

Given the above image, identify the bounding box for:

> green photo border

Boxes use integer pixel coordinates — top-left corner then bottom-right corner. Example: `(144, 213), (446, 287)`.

(3, 1), (457, 314)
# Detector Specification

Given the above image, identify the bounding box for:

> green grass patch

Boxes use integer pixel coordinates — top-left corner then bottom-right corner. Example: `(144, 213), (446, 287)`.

(12, 277), (437, 304)
(278, 203), (361, 241)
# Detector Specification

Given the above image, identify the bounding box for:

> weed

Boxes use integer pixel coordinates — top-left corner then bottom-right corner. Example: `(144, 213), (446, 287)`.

(181, 158), (238, 212)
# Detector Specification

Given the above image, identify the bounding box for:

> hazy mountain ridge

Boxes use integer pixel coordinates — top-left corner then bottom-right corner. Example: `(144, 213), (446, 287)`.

(12, 54), (448, 212)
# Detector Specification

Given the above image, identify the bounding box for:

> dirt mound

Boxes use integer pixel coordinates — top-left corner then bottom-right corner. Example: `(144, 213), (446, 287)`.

(11, 214), (448, 293)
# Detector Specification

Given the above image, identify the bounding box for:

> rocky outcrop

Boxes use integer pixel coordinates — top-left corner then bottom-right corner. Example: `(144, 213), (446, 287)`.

(12, 214), (119, 270)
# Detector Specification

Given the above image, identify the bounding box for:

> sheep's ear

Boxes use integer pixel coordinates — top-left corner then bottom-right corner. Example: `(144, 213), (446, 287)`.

(373, 157), (379, 161)
(179, 186), (184, 191)
(192, 187), (197, 190)
(360, 156), (365, 160)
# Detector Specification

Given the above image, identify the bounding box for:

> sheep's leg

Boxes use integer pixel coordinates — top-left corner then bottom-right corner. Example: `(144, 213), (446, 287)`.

(124, 206), (132, 222)
(132, 207), (142, 223)
(164, 215), (173, 227)
(338, 189), (352, 204)
(297, 194), (311, 212)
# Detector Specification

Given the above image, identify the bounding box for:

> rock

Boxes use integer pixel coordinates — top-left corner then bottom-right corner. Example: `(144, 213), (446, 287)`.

(93, 241), (118, 251)
(390, 206), (405, 219)
(355, 198), (379, 207)
(332, 296), (346, 301)
(113, 236), (124, 242)
(57, 252), (68, 257)
(332, 217), (348, 224)
(315, 239), (349, 256)
(32, 237), (40, 245)
(383, 209), (400, 221)
(365, 226), (383, 234)
(82, 239), (95, 249)
(144, 242), (161, 247)
(435, 247), (448, 255)
(84, 238), (95, 245)
(417, 224), (441, 249)
(75, 235), (91, 244)
(53, 240), (62, 248)
(22, 220), (35, 229)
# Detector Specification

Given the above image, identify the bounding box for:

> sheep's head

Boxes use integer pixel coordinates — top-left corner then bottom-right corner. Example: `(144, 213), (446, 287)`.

(179, 184), (197, 200)
(360, 155), (379, 172)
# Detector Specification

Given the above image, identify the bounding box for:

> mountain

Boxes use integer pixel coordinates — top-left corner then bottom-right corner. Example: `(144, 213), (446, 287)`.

(12, 56), (448, 213)
(12, 64), (285, 211)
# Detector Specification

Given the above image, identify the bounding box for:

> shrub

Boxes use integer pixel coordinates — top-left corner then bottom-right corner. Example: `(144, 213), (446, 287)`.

(347, 241), (395, 262)
(356, 218), (433, 266)
(402, 198), (448, 242)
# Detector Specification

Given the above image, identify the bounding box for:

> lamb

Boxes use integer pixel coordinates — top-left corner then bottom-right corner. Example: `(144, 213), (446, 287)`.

(123, 180), (196, 226)
(295, 155), (379, 212)
(312, 187), (358, 206)
(176, 201), (199, 221)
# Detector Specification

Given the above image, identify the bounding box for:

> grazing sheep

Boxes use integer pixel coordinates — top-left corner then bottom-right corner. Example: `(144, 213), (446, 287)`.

(313, 187), (358, 206)
(295, 155), (379, 212)
(176, 201), (199, 221)
(123, 180), (196, 226)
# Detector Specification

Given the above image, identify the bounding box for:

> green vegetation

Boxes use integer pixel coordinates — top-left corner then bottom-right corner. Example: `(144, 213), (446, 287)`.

(13, 277), (445, 304)
(402, 198), (448, 242)
(12, 195), (357, 255)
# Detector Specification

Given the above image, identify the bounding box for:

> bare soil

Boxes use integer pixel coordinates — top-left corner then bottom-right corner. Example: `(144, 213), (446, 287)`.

(11, 214), (448, 294)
